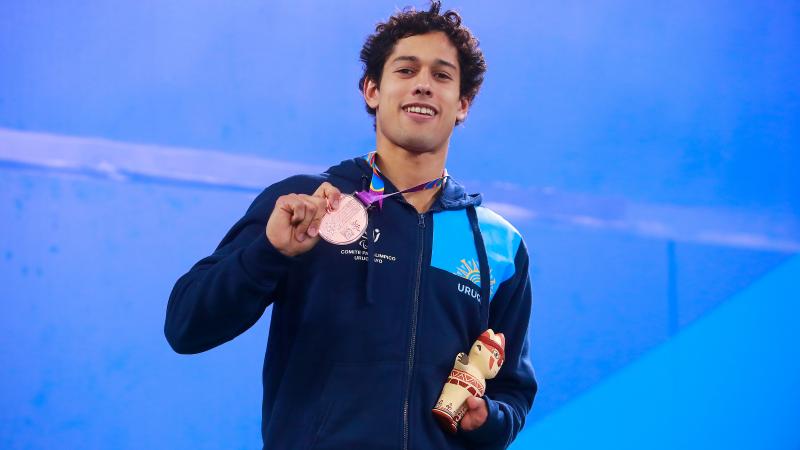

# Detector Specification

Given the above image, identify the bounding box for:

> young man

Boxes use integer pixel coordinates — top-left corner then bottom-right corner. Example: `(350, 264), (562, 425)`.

(165, 2), (537, 449)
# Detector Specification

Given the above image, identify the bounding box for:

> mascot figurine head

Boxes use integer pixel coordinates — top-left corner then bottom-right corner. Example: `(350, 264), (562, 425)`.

(471, 329), (506, 379)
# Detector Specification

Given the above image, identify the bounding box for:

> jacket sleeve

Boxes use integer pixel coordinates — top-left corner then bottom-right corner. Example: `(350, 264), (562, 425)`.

(459, 240), (537, 449)
(164, 185), (292, 354)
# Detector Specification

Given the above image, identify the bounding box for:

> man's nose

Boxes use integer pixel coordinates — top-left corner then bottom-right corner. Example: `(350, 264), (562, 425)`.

(414, 84), (432, 97)
(413, 72), (433, 96)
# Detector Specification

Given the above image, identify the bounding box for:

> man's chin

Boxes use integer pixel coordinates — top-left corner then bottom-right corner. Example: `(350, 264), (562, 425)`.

(404, 146), (437, 155)
(377, 124), (448, 154)
(397, 136), (443, 154)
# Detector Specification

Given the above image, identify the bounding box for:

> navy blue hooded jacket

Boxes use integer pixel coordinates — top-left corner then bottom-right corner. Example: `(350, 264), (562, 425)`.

(165, 156), (537, 449)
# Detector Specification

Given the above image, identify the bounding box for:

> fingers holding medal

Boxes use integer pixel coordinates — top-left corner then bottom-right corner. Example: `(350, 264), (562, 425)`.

(304, 182), (343, 240)
(267, 182), (343, 257)
(314, 181), (342, 214)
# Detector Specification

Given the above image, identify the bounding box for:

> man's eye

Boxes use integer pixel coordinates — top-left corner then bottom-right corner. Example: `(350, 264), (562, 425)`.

(397, 68), (414, 74)
(435, 72), (452, 80)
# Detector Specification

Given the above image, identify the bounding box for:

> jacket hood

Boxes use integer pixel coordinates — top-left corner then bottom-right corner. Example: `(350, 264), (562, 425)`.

(323, 156), (482, 211)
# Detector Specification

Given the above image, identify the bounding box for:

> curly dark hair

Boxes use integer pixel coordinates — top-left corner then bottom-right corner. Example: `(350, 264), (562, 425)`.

(358, 1), (487, 125)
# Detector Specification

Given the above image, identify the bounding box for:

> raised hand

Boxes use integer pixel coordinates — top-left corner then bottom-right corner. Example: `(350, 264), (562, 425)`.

(266, 182), (342, 257)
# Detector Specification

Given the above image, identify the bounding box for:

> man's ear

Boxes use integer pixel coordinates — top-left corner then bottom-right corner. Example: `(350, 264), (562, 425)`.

(363, 77), (380, 110)
(456, 97), (470, 124)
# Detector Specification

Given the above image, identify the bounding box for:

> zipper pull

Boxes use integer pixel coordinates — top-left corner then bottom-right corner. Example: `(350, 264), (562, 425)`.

(418, 214), (426, 228)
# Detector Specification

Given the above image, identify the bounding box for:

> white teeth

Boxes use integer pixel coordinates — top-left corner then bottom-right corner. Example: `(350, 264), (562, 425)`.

(405, 106), (434, 116)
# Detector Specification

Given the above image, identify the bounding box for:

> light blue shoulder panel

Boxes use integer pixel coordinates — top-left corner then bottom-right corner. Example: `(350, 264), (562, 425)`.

(431, 207), (522, 301)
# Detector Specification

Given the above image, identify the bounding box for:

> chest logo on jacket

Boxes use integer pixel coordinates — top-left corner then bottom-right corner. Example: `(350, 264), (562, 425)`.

(339, 228), (396, 264)
(358, 228), (381, 250)
(455, 259), (495, 302)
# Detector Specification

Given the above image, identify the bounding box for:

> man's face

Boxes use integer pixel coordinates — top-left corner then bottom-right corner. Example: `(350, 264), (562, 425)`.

(363, 31), (469, 154)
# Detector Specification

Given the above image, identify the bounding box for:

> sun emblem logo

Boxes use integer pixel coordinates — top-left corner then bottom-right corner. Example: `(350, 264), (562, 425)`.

(455, 259), (495, 289)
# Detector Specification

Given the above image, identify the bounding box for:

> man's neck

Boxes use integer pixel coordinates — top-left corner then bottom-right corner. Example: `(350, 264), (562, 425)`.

(374, 143), (448, 213)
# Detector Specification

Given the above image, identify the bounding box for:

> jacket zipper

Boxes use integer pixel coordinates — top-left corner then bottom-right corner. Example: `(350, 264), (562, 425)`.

(403, 213), (426, 450)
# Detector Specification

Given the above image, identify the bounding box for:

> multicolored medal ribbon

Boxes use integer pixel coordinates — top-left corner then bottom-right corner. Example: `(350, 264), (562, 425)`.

(318, 152), (448, 245)
(355, 151), (447, 209)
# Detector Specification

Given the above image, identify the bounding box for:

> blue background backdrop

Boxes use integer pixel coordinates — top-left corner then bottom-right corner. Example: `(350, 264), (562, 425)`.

(1, 1), (798, 448)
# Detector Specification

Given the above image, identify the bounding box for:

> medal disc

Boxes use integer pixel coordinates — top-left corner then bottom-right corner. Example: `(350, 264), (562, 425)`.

(319, 193), (368, 245)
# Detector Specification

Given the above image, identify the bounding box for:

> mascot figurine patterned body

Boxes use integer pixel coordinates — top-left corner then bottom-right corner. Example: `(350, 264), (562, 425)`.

(432, 329), (506, 434)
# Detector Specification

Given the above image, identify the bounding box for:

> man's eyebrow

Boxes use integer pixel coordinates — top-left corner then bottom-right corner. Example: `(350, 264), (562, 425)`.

(390, 55), (458, 71)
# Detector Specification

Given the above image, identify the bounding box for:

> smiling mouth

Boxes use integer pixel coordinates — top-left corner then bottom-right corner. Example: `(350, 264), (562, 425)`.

(402, 105), (437, 117)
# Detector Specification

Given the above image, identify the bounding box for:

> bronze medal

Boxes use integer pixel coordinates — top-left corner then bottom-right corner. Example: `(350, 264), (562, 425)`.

(319, 193), (368, 245)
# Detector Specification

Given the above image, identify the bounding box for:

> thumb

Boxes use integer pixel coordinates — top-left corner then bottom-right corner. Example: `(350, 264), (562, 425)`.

(466, 396), (484, 410)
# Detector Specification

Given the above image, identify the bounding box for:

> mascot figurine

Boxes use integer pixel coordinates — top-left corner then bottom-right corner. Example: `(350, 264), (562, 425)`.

(432, 329), (506, 434)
